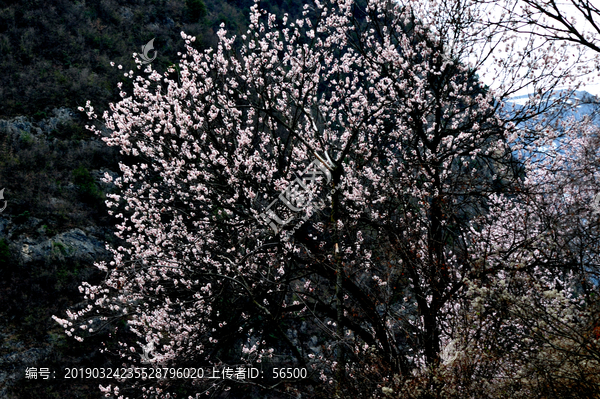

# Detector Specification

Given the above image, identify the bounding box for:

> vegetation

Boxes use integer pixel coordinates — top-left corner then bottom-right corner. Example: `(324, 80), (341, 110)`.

(1, 0), (599, 398)
(0, 0), (304, 397)
(0, 0), (307, 119)
(61, 0), (600, 397)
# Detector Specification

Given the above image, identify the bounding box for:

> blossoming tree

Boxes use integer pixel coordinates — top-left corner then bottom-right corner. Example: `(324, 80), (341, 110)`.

(54, 0), (599, 397)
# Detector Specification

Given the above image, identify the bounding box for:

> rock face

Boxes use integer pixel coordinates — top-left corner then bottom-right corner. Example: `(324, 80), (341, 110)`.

(0, 107), (75, 137)
(19, 228), (108, 265)
(0, 216), (112, 396)
(0, 106), (120, 398)
(0, 320), (51, 399)
(0, 216), (110, 265)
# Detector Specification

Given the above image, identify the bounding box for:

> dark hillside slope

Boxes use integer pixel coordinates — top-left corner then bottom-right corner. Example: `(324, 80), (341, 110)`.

(0, 0), (307, 118)
(0, 0), (307, 397)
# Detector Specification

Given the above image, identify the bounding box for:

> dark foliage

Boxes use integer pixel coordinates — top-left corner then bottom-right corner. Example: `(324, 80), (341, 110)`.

(0, 0), (308, 118)
(0, 1), (313, 398)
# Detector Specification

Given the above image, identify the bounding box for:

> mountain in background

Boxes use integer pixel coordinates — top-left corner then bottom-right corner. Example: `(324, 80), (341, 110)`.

(1, 1), (599, 397)
(0, 1), (306, 397)
(505, 90), (600, 164)
(507, 90), (599, 121)
(0, 0), (306, 118)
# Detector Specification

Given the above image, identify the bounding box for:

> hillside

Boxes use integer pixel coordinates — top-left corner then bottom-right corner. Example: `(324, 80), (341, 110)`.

(0, 0), (308, 118)
(0, 0), (305, 397)
(2, 1), (600, 398)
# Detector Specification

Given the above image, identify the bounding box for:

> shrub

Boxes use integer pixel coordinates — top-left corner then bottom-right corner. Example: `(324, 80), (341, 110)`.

(0, 238), (10, 268)
(186, 0), (207, 21)
(14, 210), (30, 224)
(33, 110), (47, 121)
(20, 131), (33, 146)
(51, 120), (91, 140)
(72, 166), (103, 204)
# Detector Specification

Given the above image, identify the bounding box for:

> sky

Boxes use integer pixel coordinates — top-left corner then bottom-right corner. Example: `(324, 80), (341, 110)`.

(476, 0), (600, 98)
